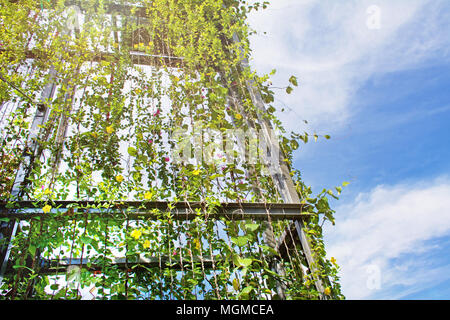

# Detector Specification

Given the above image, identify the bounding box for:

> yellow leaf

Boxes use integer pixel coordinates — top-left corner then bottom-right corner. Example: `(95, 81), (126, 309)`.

(324, 287), (331, 296)
(42, 205), (52, 214)
(144, 191), (153, 200)
(235, 113), (242, 120)
(130, 229), (142, 240)
(115, 175), (124, 183)
(194, 238), (201, 250)
(143, 240), (150, 249)
(192, 169), (201, 176)
(233, 278), (239, 291)
(106, 126), (114, 134)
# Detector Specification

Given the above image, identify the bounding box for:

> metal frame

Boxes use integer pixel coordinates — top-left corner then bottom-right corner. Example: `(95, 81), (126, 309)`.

(6, 256), (218, 275)
(0, 1), (329, 299)
(0, 67), (57, 283)
(0, 200), (312, 221)
(230, 33), (327, 298)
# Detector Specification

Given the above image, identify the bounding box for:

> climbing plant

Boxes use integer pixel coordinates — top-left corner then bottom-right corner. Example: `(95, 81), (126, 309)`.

(0, 0), (344, 300)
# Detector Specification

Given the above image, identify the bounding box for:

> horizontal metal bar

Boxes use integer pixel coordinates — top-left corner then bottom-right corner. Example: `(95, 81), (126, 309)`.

(0, 201), (311, 221)
(0, 200), (310, 210)
(6, 256), (218, 274)
(63, 1), (150, 18)
(129, 52), (182, 67)
(0, 49), (182, 68)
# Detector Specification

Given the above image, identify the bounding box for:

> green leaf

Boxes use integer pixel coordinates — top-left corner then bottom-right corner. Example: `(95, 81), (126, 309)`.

(232, 255), (252, 268)
(290, 139), (299, 150)
(53, 289), (66, 299)
(245, 223), (259, 232)
(237, 183), (247, 190)
(240, 258), (253, 268)
(28, 245), (37, 256)
(300, 133), (308, 143)
(342, 181), (350, 187)
(127, 147), (137, 156)
(209, 173), (224, 180)
(67, 267), (80, 282)
(12, 265), (34, 272)
(239, 286), (254, 299)
(259, 245), (279, 256)
(286, 86), (293, 94)
(232, 254), (241, 267)
(325, 211), (336, 225)
(233, 278), (240, 291)
(289, 75), (298, 87)
(324, 134), (331, 139)
(50, 284), (59, 290)
(80, 235), (92, 245)
(231, 236), (248, 247)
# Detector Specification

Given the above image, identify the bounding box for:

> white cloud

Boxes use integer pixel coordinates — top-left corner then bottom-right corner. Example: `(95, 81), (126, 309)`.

(324, 176), (450, 299)
(248, 0), (450, 132)
(247, 1), (450, 299)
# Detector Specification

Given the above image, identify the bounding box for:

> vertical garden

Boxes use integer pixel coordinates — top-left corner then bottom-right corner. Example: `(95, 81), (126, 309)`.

(0, 0), (343, 300)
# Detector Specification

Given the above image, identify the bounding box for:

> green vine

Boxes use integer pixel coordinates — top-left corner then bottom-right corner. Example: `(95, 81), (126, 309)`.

(0, 0), (344, 300)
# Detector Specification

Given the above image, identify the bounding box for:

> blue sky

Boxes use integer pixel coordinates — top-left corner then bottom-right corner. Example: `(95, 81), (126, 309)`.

(248, 0), (450, 299)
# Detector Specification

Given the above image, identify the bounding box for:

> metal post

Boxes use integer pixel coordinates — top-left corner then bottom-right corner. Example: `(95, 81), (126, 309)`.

(0, 69), (56, 285)
(230, 33), (326, 299)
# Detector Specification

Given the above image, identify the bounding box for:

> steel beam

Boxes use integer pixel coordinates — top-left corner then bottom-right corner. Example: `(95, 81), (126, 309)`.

(231, 33), (327, 298)
(0, 68), (57, 284)
(0, 49), (183, 68)
(0, 201), (311, 221)
(12, 256), (218, 274)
